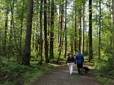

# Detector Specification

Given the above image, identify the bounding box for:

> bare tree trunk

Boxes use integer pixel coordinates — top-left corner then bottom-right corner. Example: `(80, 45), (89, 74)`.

(71, 42), (73, 55)
(50, 0), (54, 59)
(74, 0), (77, 54)
(58, 0), (61, 44)
(20, 1), (24, 55)
(23, 0), (33, 66)
(35, 23), (38, 56)
(82, 3), (85, 55)
(48, 0), (50, 36)
(99, 0), (101, 60)
(79, 13), (81, 52)
(113, 0), (114, 66)
(35, 0), (39, 57)
(89, 0), (93, 62)
(44, 0), (49, 63)
(9, 2), (13, 44)
(39, 0), (43, 65)
(9, 0), (14, 56)
(3, 9), (9, 56)
(64, 0), (67, 58)
(74, 14), (77, 54)
(32, 29), (35, 48)
(61, 0), (64, 47)
(57, 0), (64, 63)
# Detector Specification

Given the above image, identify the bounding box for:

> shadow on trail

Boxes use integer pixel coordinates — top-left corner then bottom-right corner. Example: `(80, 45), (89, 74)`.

(29, 62), (103, 85)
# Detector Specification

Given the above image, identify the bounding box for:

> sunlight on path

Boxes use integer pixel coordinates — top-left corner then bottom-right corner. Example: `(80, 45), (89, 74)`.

(29, 63), (102, 85)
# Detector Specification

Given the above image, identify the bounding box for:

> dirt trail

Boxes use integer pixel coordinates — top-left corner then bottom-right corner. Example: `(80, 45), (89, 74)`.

(29, 63), (102, 85)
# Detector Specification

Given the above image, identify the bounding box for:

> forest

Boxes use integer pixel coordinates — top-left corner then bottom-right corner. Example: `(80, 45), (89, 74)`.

(0, 0), (114, 85)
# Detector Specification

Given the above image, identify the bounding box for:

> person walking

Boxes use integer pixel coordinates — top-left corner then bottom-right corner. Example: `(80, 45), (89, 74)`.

(66, 53), (75, 75)
(75, 51), (84, 75)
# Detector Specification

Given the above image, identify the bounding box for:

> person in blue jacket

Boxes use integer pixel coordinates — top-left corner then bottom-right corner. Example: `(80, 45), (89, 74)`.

(75, 51), (84, 75)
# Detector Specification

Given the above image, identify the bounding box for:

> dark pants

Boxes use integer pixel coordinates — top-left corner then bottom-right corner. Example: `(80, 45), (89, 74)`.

(77, 63), (83, 74)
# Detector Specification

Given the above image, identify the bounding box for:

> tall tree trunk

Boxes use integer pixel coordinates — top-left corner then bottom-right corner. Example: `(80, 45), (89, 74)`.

(20, 3), (24, 56)
(12, 1), (15, 44)
(48, 0), (50, 36)
(35, 0), (39, 57)
(74, 6), (77, 54)
(35, 23), (38, 56)
(50, 0), (54, 59)
(61, 0), (64, 47)
(89, 0), (93, 62)
(23, 0), (33, 66)
(47, 0), (51, 57)
(39, 0), (43, 65)
(74, 0), (78, 54)
(4, 9), (9, 56)
(71, 42), (73, 55)
(9, 0), (14, 56)
(99, 0), (101, 60)
(82, 3), (85, 55)
(57, 0), (64, 63)
(58, 0), (61, 44)
(79, 9), (81, 52)
(113, 0), (114, 66)
(32, 28), (35, 49)
(64, 0), (67, 58)
(60, 0), (62, 47)
(44, 0), (49, 63)
(9, 1), (13, 45)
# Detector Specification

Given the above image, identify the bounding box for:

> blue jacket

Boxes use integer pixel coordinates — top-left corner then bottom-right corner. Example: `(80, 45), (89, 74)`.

(75, 54), (84, 64)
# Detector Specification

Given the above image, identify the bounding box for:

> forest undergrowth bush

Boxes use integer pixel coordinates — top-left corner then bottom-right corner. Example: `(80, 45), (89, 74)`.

(91, 53), (114, 85)
(0, 53), (60, 85)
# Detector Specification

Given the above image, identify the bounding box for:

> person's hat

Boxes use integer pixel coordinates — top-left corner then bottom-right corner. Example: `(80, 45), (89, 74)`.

(78, 51), (80, 53)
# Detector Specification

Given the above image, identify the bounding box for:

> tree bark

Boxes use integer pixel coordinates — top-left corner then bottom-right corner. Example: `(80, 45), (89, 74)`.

(113, 0), (114, 66)
(44, 0), (49, 63)
(61, 0), (64, 47)
(9, 1), (14, 45)
(57, 0), (64, 62)
(74, 12), (77, 54)
(23, 0), (33, 66)
(99, 0), (101, 60)
(58, 0), (61, 43)
(89, 0), (93, 62)
(79, 10), (81, 52)
(35, 0), (39, 57)
(19, 0), (24, 56)
(39, 0), (43, 65)
(82, 3), (85, 55)
(64, 0), (67, 58)
(4, 9), (9, 56)
(50, 0), (54, 59)
(48, 0), (51, 36)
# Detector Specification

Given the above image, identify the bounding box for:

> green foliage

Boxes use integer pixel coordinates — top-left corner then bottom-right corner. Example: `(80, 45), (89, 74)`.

(107, 70), (114, 76)
(1, 63), (31, 74)
(92, 54), (114, 84)
(94, 73), (108, 83)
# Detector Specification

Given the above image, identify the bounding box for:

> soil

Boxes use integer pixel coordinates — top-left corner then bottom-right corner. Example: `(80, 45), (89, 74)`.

(29, 63), (103, 85)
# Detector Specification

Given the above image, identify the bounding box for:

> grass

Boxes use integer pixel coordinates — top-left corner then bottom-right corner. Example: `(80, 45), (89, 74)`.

(86, 55), (114, 85)
(0, 59), (61, 85)
(0, 50), (67, 85)
(84, 55), (114, 85)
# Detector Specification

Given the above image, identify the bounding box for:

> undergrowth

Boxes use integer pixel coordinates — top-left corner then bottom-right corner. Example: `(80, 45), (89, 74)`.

(0, 50), (66, 85)
(88, 54), (114, 85)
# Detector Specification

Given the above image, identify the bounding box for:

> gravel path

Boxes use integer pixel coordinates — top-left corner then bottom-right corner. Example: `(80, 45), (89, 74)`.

(29, 63), (102, 85)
